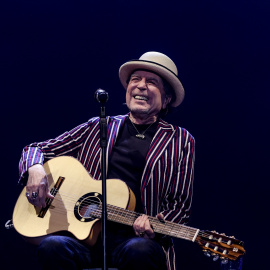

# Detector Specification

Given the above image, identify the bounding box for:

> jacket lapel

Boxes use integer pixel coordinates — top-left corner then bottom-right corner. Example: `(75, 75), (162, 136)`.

(141, 119), (176, 190)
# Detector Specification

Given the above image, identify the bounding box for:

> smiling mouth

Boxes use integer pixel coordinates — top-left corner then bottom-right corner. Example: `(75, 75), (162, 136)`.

(134, 95), (148, 101)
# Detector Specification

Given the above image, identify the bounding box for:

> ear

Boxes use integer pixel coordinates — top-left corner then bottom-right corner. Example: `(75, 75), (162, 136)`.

(162, 95), (172, 109)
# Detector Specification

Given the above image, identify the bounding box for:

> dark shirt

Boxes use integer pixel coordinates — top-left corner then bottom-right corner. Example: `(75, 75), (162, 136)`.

(107, 117), (158, 213)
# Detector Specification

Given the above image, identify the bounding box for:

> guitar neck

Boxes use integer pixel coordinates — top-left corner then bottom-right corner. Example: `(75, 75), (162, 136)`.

(91, 204), (200, 242)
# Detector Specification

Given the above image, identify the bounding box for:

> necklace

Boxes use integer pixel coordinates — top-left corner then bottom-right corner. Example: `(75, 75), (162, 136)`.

(129, 118), (155, 139)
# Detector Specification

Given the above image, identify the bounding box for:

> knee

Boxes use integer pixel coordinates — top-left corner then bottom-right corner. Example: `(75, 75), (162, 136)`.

(39, 235), (66, 249)
(114, 238), (166, 270)
(37, 236), (70, 258)
(123, 238), (165, 262)
(125, 238), (156, 257)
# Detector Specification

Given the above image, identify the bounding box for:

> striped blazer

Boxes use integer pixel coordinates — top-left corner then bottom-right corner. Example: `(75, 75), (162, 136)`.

(19, 114), (195, 270)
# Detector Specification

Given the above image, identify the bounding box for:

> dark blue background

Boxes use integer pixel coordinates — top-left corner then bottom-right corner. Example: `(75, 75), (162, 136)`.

(1, 1), (269, 269)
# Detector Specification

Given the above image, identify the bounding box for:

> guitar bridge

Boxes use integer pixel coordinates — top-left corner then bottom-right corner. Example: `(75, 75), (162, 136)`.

(38, 176), (65, 218)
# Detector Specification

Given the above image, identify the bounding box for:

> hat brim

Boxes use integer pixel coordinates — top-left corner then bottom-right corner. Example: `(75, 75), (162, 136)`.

(119, 60), (185, 107)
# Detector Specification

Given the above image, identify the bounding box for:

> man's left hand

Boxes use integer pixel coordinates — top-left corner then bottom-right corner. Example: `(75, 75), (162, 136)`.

(133, 213), (164, 239)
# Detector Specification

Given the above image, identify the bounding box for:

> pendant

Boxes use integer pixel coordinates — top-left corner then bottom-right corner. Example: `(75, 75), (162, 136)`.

(136, 134), (145, 139)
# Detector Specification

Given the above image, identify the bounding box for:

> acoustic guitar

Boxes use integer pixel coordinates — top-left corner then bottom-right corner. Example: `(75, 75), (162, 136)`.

(12, 156), (245, 261)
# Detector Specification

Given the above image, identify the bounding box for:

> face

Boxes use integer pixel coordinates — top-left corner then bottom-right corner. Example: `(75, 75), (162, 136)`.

(126, 70), (171, 121)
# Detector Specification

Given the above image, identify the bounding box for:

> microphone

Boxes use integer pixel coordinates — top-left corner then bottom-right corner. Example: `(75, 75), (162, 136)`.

(94, 88), (109, 103)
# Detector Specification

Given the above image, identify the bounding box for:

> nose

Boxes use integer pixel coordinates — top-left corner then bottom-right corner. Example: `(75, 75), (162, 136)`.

(137, 78), (147, 90)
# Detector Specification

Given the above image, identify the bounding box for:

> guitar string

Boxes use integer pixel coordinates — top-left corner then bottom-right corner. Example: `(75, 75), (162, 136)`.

(26, 187), (241, 258)
(49, 189), (199, 237)
(49, 191), (233, 243)
(51, 196), (196, 240)
(44, 191), (240, 257)
(44, 192), (238, 246)
(48, 188), (241, 246)
(45, 191), (200, 241)
(52, 190), (201, 239)
(49, 204), (239, 254)
(49, 191), (231, 243)
(51, 195), (239, 259)
(48, 200), (238, 256)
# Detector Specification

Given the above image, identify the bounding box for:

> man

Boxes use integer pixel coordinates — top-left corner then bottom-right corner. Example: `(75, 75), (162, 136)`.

(18, 51), (195, 270)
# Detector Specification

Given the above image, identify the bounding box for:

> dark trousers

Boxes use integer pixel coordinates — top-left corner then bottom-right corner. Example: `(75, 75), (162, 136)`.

(36, 234), (167, 270)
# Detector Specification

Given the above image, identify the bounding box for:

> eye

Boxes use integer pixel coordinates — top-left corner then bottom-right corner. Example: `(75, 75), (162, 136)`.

(147, 79), (157, 85)
(130, 76), (140, 82)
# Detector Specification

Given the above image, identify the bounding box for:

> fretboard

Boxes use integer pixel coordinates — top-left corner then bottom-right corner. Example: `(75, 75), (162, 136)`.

(90, 204), (200, 242)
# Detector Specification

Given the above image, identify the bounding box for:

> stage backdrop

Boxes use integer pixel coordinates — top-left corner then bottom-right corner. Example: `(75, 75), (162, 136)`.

(1, 1), (269, 269)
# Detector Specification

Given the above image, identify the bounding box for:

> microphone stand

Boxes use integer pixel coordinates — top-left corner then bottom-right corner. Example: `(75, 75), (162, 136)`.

(95, 89), (109, 270)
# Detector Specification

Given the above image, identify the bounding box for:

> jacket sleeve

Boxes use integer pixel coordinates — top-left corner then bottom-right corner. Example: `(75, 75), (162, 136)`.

(162, 132), (195, 224)
(18, 117), (99, 185)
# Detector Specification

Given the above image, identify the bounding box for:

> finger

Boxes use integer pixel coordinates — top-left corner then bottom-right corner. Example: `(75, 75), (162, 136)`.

(157, 213), (164, 220)
(32, 197), (42, 208)
(38, 180), (47, 208)
(138, 215), (148, 231)
(134, 215), (154, 238)
(39, 194), (47, 208)
(39, 178), (54, 207)
(26, 193), (41, 207)
(133, 215), (146, 236)
(26, 186), (38, 199)
(46, 184), (54, 199)
(144, 217), (155, 239)
(32, 191), (38, 199)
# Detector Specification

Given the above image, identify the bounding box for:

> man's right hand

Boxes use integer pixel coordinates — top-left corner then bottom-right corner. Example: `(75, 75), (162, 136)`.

(26, 164), (54, 208)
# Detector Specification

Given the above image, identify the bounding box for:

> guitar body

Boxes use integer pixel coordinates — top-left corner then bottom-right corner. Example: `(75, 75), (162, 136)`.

(12, 156), (136, 246)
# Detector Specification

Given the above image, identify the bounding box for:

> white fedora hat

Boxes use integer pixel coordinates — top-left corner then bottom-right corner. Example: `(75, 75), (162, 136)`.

(119, 51), (185, 107)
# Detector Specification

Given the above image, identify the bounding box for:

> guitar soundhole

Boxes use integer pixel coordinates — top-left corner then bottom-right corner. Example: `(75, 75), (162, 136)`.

(74, 192), (101, 222)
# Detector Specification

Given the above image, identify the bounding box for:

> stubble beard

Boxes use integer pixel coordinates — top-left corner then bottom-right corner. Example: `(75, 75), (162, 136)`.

(128, 105), (159, 124)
